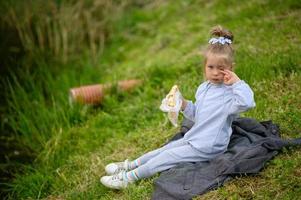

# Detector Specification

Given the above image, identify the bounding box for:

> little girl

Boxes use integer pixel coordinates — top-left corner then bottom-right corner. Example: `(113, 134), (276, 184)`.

(100, 25), (256, 189)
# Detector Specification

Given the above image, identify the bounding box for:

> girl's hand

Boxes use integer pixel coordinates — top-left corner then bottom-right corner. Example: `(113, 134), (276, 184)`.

(220, 69), (240, 85)
(181, 98), (187, 111)
(178, 92), (187, 111)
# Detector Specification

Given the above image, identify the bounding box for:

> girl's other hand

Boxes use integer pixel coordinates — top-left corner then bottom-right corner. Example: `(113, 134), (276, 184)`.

(178, 92), (187, 111)
(181, 99), (187, 111)
(220, 69), (240, 85)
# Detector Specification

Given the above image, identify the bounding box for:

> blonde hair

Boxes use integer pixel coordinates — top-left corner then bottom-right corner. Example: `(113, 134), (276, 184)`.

(204, 25), (234, 67)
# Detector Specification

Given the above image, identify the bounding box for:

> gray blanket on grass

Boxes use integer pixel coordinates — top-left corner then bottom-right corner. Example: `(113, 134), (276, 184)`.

(151, 117), (301, 200)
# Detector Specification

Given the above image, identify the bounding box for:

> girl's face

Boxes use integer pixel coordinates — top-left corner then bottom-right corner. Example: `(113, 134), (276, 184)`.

(205, 54), (232, 84)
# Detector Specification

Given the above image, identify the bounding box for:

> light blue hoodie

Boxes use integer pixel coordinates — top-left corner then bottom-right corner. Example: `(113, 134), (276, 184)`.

(182, 80), (256, 155)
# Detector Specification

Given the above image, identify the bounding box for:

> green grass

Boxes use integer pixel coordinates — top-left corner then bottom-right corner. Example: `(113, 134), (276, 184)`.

(2, 0), (301, 199)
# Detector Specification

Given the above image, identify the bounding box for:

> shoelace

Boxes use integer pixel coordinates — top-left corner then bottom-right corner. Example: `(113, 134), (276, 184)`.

(112, 172), (123, 181)
(114, 168), (124, 174)
(112, 174), (119, 180)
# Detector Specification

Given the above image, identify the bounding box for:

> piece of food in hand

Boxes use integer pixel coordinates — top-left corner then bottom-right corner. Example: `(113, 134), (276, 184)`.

(167, 85), (179, 107)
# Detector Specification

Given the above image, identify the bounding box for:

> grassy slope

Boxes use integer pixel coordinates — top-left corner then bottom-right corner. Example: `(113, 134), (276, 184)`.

(9, 0), (301, 199)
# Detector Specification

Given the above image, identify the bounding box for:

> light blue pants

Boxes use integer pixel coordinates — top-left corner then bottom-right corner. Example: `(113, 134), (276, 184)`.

(132, 138), (213, 179)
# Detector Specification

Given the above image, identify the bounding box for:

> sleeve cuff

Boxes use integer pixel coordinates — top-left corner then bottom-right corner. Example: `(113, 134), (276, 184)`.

(230, 80), (245, 88)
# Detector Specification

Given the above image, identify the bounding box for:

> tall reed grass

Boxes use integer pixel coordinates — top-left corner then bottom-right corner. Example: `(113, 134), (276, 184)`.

(2, 0), (131, 64)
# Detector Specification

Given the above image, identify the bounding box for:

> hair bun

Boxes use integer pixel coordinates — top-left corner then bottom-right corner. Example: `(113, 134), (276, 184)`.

(210, 25), (234, 42)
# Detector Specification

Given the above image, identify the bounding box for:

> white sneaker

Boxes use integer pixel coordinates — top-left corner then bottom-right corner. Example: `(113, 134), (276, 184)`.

(105, 159), (130, 175)
(100, 171), (134, 190)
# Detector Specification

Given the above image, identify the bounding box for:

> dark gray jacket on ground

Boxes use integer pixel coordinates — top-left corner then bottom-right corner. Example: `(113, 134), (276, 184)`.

(151, 117), (301, 200)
